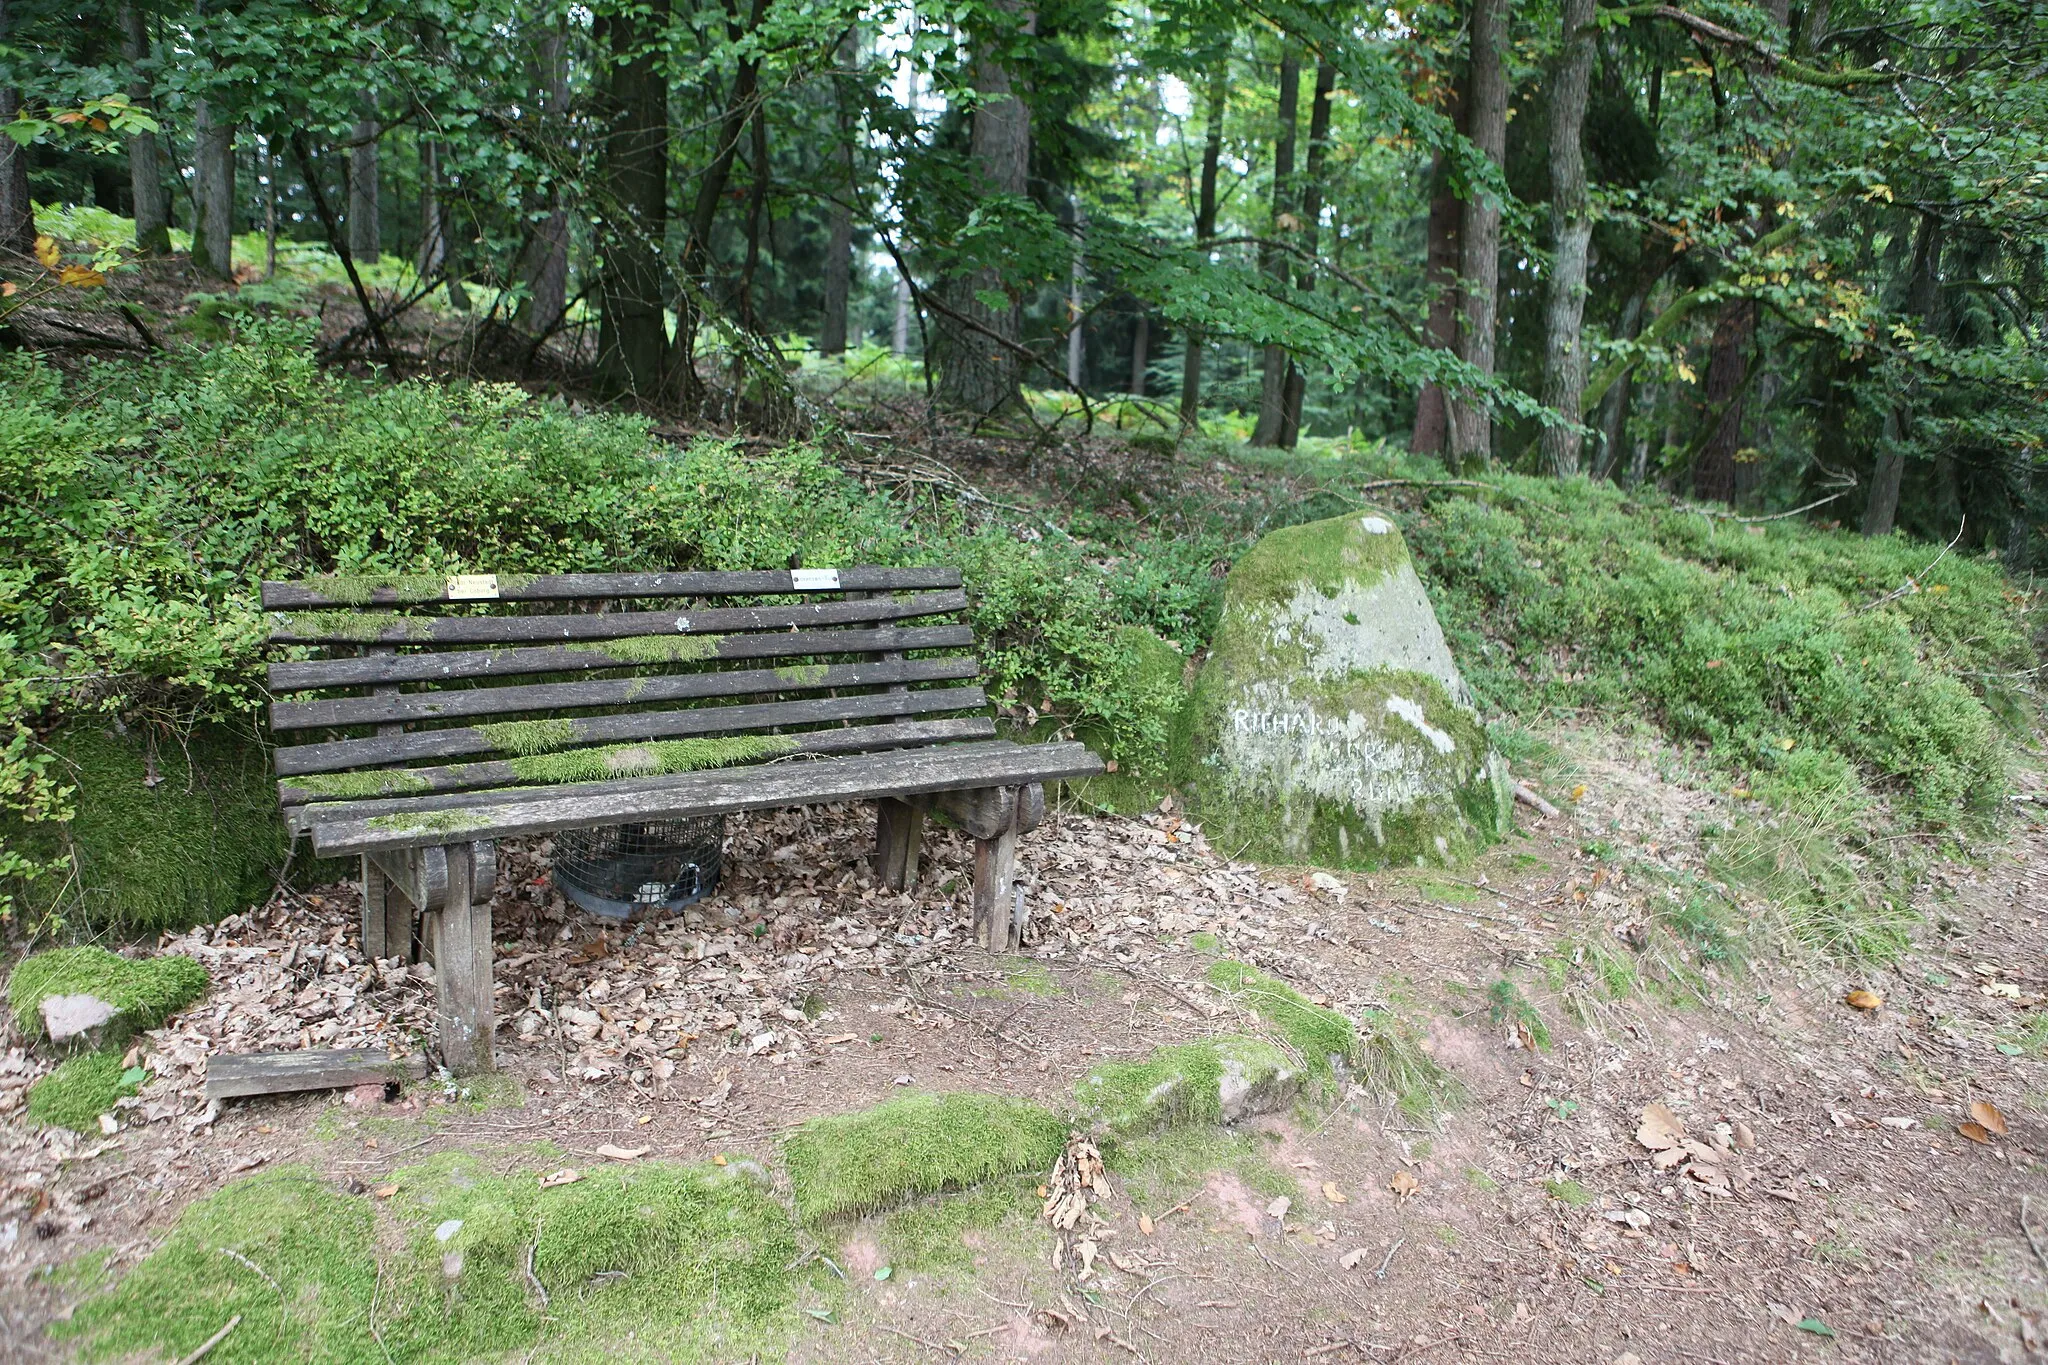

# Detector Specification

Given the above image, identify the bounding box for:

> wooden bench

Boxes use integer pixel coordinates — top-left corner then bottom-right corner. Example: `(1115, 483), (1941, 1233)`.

(263, 566), (1103, 1071)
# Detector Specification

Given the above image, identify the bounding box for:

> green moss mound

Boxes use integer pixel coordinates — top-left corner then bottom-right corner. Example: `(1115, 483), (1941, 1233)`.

(2, 725), (292, 932)
(56, 1156), (815, 1364)
(473, 717), (583, 757)
(288, 768), (434, 800)
(1076, 1041), (1227, 1134)
(8, 945), (208, 1044)
(26, 1052), (145, 1131)
(875, 1180), (1039, 1272)
(783, 1091), (1066, 1221)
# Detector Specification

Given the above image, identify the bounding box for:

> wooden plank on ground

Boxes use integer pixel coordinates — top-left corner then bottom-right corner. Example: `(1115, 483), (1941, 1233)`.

(266, 589), (967, 646)
(205, 1048), (427, 1100)
(262, 565), (961, 609)
(269, 655), (979, 731)
(273, 685), (990, 775)
(277, 716), (998, 807)
(307, 742), (1106, 856)
(267, 624), (974, 692)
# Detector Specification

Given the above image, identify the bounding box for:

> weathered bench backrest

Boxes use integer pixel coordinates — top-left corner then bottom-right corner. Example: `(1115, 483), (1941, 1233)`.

(263, 566), (995, 812)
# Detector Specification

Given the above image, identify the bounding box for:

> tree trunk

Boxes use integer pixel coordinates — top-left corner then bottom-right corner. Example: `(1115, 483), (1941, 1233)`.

(1691, 299), (1754, 502)
(416, 138), (445, 278)
(1279, 60), (1336, 448)
(0, 0), (30, 257)
(737, 106), (770, 330)
(1862, 213), (1942, 536)
(261, 135), (278, 276)
(593, 0), (673, 399)
(1066, 199), (1085, 386)
(1179, 70), (1227, 429)
(1447, 0), (1509, 472)
(1591, 285), (1648, 480)
(1538, 0), (1597, 477)
(934, 2), (1034, 414)
(819, 25), (858, 356)
(1252, 49), (1302, 448)
(1128, 308), (1149, 396)
(891, 272), (910, 356)
(1410, 149), (1461, 454)
(348, 97), (380, 264)
(119, 3), (171, 255)
(191, 96), (236, 280)
(517, 28), (569, 335)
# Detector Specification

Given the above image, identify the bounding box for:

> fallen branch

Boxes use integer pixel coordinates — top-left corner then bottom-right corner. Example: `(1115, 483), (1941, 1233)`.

(2023, 1196), (2048, 1275)
(1514, 784), (1562, 820)
(175, 1315), (242, 1365)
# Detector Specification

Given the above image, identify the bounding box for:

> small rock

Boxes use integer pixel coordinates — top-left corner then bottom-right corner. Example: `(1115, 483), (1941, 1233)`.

(40, 995), (121, 1050)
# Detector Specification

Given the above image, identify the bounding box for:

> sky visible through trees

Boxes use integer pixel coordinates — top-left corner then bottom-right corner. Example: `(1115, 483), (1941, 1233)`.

(3, 0), (2044, 566)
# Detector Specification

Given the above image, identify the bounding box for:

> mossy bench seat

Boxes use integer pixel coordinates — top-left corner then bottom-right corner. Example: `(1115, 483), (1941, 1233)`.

(264, 566), (1102, 1072)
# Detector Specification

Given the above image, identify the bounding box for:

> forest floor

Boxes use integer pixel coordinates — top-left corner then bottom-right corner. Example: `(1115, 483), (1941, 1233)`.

(5, 718), (2047, 1364)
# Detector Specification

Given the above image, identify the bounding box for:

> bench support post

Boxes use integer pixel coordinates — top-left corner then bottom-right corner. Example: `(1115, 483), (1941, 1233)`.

(873, 796), (927, 891)
(428, 840), (496, 1073)
(359, 856), (415, 962)
(971, 786), (1023, 951)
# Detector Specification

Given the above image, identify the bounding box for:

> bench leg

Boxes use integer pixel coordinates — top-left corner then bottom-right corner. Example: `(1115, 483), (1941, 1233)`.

(971, 788), (1022, 951)
(429, 840), (496, 1073)
(874, 796), (927, 891)
(360, 856), (415, 963)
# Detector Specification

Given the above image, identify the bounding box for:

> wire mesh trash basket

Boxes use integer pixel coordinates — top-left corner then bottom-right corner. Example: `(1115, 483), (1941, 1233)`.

(551, 817), (725, 920)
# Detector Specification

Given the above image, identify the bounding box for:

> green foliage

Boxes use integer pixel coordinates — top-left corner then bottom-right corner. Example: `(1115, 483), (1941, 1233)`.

(1205, 960), (1358, 1074)
(1485, 979), (1550, 1050)
(874, 1180), (1039, 1272)
(8, 945), (207, 1043)
(782, 1091), (1067, 1222)
(26, 1052), (145, 1131)
(1400, 474), (2027, 829)
(1075, 1042), (1228, 1135)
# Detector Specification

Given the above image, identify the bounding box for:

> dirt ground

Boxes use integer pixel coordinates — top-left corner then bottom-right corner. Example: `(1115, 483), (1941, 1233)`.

(4, 721), (2047, 1364)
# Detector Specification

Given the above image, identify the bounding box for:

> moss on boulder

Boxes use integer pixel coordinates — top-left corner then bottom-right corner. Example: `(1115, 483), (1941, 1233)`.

(1179, 510), (1512, 868)
(782, 1091), (1066, 1221)
(1074, 1035), (1300, 1139)
(8, 944), (208, 1048)
(2, 723), (297, 932)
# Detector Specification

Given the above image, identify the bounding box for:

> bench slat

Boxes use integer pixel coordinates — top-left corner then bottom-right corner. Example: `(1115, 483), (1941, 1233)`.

(267, 624), (974, 692)
(266, 589), (966, 645)
(277, 716), (999, 808)
(268, 655), (980, 731)
(307, 742), (1105, 857)
(262, 565), (961, 610)
(273, 685), (990, 774)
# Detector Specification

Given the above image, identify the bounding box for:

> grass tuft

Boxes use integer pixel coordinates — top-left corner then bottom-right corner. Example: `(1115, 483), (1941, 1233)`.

(560, 633), (725, 665)
(7, 945), (208, 1044)
(783, 1092), (1066, 1222)
(1205, 960), (1359, 1073)
(473, 718), (583, 757)
(288, 768), (433, 800)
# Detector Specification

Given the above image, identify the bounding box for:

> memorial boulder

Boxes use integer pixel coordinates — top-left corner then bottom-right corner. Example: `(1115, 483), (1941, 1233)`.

(1179, 509), (1512, 867)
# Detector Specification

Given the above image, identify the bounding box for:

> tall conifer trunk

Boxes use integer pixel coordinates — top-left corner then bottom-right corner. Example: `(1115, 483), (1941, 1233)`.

(1251, 49), (1301, 447)
(1179, 72), (1226, 429)
(819, 25), (858, 356)
(1448, 0), (1508, 471)
(593, 0), (672, 399)
(120, 3), (171, 255)
(347, 95), (380, 265)
(1538, 0), (1597, 476)
(1279, 61), (1335, 448)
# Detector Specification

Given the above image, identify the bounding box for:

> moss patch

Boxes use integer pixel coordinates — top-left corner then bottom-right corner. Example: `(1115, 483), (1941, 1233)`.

(26, 1052), (146, 1131)
(365, 810), (492, 839)
(8, 945), (208, 1044)
(506, 735), (795, 785)
(277, 611), (436, 642)
(57, 1156), (818, 1364)
(783, 1092), (1066, 1222)
(2, 723), (299, 932)
(308, 573), (447, 606)
(773, 662), (830, 686)
(1205, 960), (1358, 1073)
(473, 718), (584, 757)
(874, 1179), (1039, 1272)
(1106, 1125), (1294, 1204)
(1077, 1042), (1227, 1136)
(287, 768), (434, 800)
(560, 633), (725, 665)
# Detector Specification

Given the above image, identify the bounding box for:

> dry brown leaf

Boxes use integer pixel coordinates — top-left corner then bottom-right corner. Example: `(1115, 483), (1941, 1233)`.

(1845, 989), (1883, 1011)
(713, 1153), (729, 1166)
(1322, 1181), (1347, 1205)
(595, 1144), (648, 1162)
(1389, 1170), (1420, 1198)
(1959, 1122), (1994, 1145)
(1339, 1248), (1369, 1270)
(1968, 1100), (2009, 1136)
(1637, 1102), (1685, 1151)
(1138, 1213), (1154, 1236)
(1733, 1121), (1757, 1151)
(539, 1169), (582, 1188)
(373, 1184), (398, 1199)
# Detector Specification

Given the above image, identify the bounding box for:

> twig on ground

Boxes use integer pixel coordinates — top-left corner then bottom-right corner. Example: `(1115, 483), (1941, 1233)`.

(175, 1315), (242, 1365)
(975, 1287), (1030, 1311)
(1375, 1238), (1404, 1280)
(875, 1322), (958, 1356)
(2022, 1196), (2048, 1274)
(521, 1215), (549, 1311)
(1513, 784), (1562, 820)
(218, 1246), (282, 1299)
